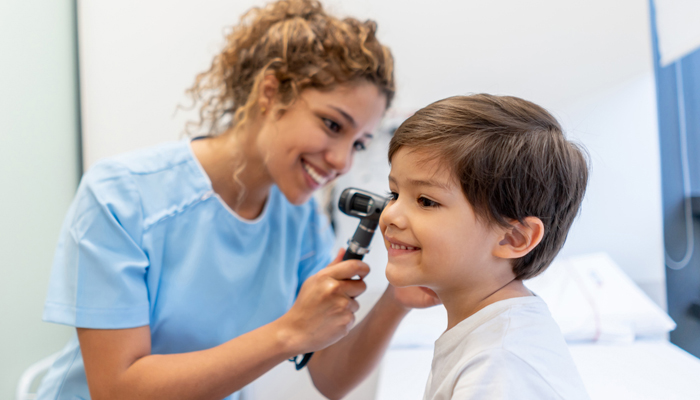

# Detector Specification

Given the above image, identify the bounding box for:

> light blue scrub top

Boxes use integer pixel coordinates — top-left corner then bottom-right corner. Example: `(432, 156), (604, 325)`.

(37, 140), (335, 400)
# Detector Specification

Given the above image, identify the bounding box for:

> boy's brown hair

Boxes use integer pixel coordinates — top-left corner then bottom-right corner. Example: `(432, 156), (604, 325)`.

(388, 94), (588, 280)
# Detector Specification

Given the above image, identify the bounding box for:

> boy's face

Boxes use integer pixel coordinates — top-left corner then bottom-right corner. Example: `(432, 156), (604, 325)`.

(379, 147), (504, 293)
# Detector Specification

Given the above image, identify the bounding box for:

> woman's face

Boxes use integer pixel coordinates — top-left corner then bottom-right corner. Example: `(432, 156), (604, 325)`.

(255, 81), (387, 205)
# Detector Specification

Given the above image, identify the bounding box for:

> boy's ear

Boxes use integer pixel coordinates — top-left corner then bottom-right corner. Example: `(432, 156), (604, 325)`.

(493, 216), (544, 260)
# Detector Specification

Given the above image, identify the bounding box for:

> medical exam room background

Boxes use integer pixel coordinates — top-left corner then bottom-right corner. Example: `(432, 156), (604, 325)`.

(1, 0), (695, 398)
(651, 2), (700, 360)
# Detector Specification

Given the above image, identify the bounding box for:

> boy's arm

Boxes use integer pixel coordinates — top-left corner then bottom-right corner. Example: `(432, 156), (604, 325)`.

(307, 285), (440, 399)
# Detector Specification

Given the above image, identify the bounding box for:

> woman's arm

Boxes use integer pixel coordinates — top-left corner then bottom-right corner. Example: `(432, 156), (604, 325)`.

(79, 322), (293, 400)
(79, 257), (370, 400)
(308, 285), (441, 400)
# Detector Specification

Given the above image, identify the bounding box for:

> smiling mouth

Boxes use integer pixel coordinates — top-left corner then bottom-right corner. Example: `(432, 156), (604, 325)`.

(302, 160), (330, 186)
(389, 243), (419, 251)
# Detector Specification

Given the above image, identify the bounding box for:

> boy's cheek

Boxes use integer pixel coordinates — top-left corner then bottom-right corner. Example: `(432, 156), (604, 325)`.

(378, 218), (388, 238)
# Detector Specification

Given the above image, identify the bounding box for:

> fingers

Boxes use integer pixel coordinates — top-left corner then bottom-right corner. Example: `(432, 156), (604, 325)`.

(281, 255), (369, 353)
(324, 259), (370, 281)
(316, 273), (366, 299)
(340, 279), (367, 299)
(347, 298), (360, 313)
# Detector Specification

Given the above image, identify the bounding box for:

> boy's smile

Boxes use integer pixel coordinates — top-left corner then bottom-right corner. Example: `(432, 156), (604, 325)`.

(385, 236), (420, 256)
(379, 147), (502, 294)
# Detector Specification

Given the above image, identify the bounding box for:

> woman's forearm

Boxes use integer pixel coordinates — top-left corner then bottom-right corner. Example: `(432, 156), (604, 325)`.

(82, 256), (373, 400)
(308, 286), (410, 399)
(81, 320), (299, 400)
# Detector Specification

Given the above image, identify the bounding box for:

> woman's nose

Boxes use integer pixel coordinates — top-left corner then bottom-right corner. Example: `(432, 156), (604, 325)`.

(325, 140), (353, 174)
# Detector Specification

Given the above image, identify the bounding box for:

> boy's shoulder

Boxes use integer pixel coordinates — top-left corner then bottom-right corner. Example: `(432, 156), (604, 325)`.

(437, 296), (557, 356)
(427, 296), (589, 400)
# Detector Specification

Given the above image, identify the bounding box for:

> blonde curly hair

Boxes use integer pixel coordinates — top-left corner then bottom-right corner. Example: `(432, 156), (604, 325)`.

(187, 0), (395, 136)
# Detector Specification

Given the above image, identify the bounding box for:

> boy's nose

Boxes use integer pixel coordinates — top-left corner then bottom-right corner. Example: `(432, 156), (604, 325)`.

(380, 200), (405, 229)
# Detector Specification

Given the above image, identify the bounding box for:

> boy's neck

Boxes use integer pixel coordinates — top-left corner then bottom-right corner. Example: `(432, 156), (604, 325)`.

(441, 279), (532, 331)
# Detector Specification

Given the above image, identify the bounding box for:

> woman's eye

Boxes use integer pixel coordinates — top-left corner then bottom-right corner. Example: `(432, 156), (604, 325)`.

(323, 118), (342, 133)
(418, 197), (439, 208)
(353, 141), (367, 151)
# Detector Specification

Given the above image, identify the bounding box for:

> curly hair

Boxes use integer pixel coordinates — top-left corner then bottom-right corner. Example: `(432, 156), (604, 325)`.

(186, 0), (395, 136)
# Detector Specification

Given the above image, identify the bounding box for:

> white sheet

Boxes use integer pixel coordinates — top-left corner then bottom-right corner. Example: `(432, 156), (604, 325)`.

(568, 340), (700, 400)
(376, 340), (700, 400)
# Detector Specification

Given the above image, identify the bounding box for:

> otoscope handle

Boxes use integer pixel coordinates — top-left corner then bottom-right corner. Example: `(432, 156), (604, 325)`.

(342, 250), (365, 261)
(292, 247), (365, 370)
(292, 188), (387, 371)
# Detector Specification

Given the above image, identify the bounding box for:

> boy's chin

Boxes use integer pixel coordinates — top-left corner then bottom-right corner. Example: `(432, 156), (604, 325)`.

(385, 263), (419, 288)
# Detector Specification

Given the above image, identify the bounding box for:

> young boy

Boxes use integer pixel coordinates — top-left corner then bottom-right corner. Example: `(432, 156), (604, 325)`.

(379, 94), (590, 399)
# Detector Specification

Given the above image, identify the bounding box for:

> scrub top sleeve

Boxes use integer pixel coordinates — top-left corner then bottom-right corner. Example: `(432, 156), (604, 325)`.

(43, 161), (151, 329)
(296, 200), (335, 295)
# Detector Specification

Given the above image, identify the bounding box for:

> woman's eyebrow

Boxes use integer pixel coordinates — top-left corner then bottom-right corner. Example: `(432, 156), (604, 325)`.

(328, 105), (373, 140)
(329, 105), (356, 128)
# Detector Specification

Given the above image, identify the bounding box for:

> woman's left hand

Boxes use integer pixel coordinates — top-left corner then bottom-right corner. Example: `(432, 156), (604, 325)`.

(388, 284), (441, 310)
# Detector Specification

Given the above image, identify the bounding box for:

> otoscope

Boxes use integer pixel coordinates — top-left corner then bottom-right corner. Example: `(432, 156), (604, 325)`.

(291, 188), (390, 370)
(338, 188), (391, 260)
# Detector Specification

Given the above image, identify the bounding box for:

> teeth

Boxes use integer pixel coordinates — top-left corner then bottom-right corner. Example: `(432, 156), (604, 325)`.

(390, 243), (416, 250)
(302, 161), (328, 185)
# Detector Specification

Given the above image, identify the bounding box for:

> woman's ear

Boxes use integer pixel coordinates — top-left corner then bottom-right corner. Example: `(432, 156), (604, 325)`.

(493, 216), (544, 260)
(258, 73), (280, 114)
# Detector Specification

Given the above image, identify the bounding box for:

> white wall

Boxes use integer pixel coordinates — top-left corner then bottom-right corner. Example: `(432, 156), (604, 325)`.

(78, 0), (653, 163)
(0, 0), (80, 398)
(555, 73), (664, 292)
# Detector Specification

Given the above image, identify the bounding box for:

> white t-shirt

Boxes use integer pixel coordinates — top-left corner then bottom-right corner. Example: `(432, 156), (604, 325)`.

(423, 296), (589, 400)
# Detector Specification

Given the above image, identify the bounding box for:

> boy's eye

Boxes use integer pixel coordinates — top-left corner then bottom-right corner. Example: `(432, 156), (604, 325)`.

(418, 196), (439, 208)
(353, 141), (367, 152)
(387, 191), (398, 201)
(323, 118), (342, 133)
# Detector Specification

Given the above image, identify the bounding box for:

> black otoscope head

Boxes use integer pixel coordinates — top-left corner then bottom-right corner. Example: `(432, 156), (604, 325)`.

(338, 188), (390, 261)
(338, 188), (389, 222)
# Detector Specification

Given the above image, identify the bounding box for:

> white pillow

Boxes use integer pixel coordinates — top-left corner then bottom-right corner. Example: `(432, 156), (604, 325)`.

(525, 253), (676, 343)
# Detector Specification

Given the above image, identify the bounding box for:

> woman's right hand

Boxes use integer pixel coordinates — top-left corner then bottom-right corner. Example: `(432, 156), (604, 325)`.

(279, 249), (370, 354)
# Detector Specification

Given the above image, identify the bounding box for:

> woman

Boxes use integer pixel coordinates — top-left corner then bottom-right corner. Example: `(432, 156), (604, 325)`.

(38, 1), (439, 399)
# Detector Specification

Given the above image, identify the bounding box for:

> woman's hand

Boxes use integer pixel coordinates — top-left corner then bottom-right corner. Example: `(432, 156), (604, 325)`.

(388, 284), (442, 311)
(306, 274), (440, 398)
(279, 249), (370, 354)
